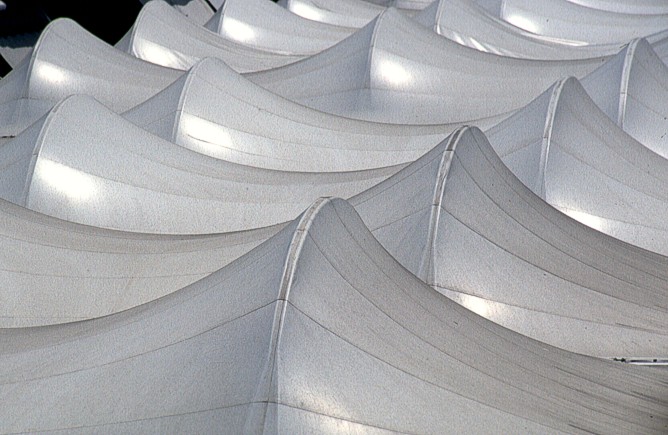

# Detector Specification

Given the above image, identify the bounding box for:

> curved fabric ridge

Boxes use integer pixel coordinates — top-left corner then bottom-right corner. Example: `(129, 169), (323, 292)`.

(250, 8), (606, 124)
(0, 95), (400, 234)
(123, 57), (448, 172)
(487, 76), (668, 256)
(278, 0), (383, 28)
(0, 197), (665, 433)
(204, 0), (354, 55)
(415, 0), (635, 60)
(497, 0), (668, 45)
(352, 126), (668, 357)
(120, 0), (302, 73)
(0, 198), (282, 328)
(0, 18), (181, 140)
(583, 38), (668, 158)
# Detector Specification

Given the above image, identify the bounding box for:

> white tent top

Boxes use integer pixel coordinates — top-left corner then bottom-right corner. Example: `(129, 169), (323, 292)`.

(0, 3), (664, 431)
(352, 126), (668, 357)
(123, 57), (449, 172)
(204, 0), (355, 55)
(487, 77), (668, 256)
(582, 38), (668, 158)
(415, 0), (637, 60)
(278, 0), (383, 28)
(495, 0), (668, 45)
(121, 1), (303, 72)
(0, 95), (399, 234)
(0, 197), (665, 432)
(250, 8), (605, 124)
(0, 18), (181, 139)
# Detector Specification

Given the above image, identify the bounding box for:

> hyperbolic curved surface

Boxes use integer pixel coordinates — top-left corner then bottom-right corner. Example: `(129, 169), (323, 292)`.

(487, 77), (668, 256)
(250, 8), (605, 124)
(0, 198), (665, 433)
(0, 18), (181, 139)
(582, 39), (668, 157)
(278, 0), (383, 28)
(123, 57), (448, 172)
(0, 199), (281, 328)
(122, 0), (302, 72)
(204, 0), (354, 55)
(351, 127), (668, 357)
(415, 0), (631, 60)
(0, 95), (399, 234)
(497, 0), (668, 45)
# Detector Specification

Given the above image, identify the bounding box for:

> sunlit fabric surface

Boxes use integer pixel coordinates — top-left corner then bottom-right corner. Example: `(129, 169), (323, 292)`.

(250, 9), (606, 124)
(0, 198), (665, 433)
(123, 57), (448, 172)
(495, 0), (668, 45)
(120, 0), (303, 72)
(204, 0), (354, 55)
(0, 1), (665, 433)
(487, 77), (668, 256)
(0, 95), (399, 234)
(415, 0), (668, 60)
(351, 127), (668, 357)
(278, 0), (383, 28)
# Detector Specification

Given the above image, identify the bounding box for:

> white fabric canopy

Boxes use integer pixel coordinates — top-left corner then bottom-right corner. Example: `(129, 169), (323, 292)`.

(0, 199), (280, 328)
(204, 0), (355, 55)
(278, 0), (383, 28)
(120, 1), (303, 72)
(495, 0), (668, 45)
(1, 197), (665, 433)
(582, 38), (668, 158)
(487, 77), (668, 256)
(123, 57), (448, 172)
(0, 18), (181, 140)
(415, 0), (641, 59)
(352, 127), (668, 357)
(250, 9), (607, 124)
(0, 95), (398, 234)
